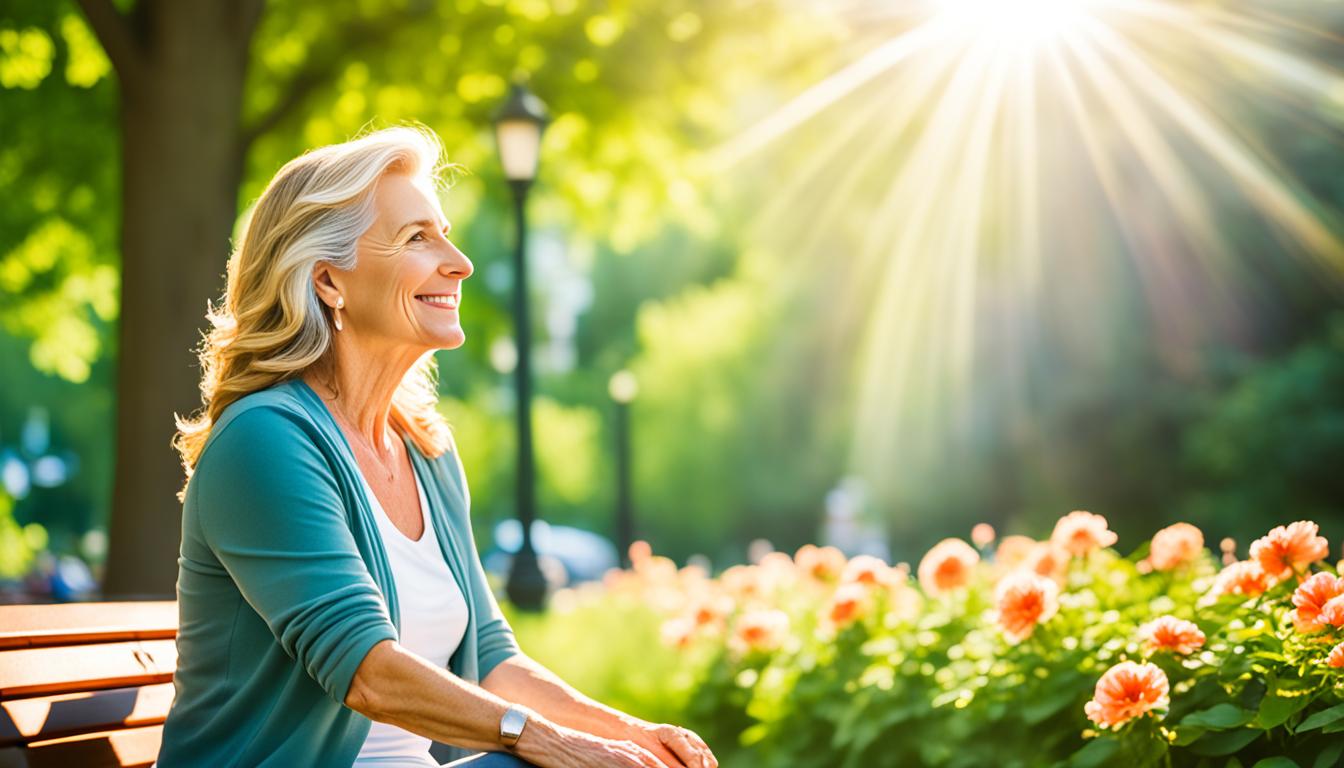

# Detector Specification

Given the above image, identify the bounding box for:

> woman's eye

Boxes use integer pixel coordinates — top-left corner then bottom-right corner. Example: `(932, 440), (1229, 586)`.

(409, 232), (427, 243)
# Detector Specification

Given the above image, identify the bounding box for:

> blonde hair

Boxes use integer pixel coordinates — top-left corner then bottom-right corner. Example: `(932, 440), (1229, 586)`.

(173, 125), (456, 496)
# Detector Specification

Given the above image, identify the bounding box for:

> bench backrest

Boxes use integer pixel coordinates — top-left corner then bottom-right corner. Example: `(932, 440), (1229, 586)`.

(0, 601), (177, 768)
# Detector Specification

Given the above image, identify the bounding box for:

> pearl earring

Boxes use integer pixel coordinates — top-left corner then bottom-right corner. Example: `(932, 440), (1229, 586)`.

(333, 295), (344, 331)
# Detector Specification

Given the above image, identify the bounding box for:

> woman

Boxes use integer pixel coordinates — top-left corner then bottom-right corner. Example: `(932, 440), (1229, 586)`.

(158, 126), (718, 768)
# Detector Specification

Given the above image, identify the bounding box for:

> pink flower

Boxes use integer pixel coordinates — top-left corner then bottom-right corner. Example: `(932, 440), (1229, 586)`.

(917, 539), (980, 595)
(995, 571), (1059, 644)
(795, 544), (847, 583)
(1148, 523), (1205, 571)
(827, 583), (870, 627)
(1208, 560), (1270, 600)
(1140, 616), (1206, 655)
(1328, 642), (1344, 669)
(842, 554), (897, 589)
(1084, 661), (1170, 729)
(996, 535), (1038, 570)
(1250, 521), (1329, 581)
(660, 616), (695, 649)
(972, 523), (997, 548)
(1051, 511), (1118, 557)
(1290, 572), (1344, 633)
(731, 609), (789, 654)
(1026, 543), (1070, 585)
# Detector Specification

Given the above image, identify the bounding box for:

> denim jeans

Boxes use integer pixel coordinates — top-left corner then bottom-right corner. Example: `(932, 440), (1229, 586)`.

(443, 751), (537, 767)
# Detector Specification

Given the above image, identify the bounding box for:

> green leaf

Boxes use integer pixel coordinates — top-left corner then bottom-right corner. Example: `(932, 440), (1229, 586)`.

(1188, 728), (1264, 757)
(1251, 759), (1300, 768)
(1297, 703), (1344, 733)
(1313, 740), (1344, 768)
(1068, 738), (1121, 768)
(1183, 704), (1257, 730)
(1256, 692), (1313, 729)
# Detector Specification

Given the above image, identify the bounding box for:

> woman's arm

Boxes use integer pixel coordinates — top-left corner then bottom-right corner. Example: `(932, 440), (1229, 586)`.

(345, 639), (666, 768)
(480, 653), (717, 768)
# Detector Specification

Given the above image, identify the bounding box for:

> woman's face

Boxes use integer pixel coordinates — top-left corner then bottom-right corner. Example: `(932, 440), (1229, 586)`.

(329, 169), (474, 352)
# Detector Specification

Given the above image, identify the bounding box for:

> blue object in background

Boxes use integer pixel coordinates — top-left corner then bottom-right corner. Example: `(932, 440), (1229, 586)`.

(484, 520), (618, 587)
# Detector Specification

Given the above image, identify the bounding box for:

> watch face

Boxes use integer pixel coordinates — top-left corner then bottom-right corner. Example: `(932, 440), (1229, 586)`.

(501, 707), (528, 745)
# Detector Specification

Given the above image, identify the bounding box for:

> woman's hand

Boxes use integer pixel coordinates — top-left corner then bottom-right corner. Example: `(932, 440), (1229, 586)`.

(619, 720), (719, 768)
(518, 719), (667, 768)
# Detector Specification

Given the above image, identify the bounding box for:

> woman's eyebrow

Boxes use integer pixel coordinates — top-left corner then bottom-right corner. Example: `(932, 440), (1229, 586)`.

(395, 219), (452, 236)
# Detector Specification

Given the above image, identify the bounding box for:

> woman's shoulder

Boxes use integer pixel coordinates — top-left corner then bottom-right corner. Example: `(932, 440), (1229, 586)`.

(200, 379), (324, 462)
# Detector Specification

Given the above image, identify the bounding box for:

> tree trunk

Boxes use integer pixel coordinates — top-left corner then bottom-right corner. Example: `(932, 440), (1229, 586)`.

(100, 1), (256, 598)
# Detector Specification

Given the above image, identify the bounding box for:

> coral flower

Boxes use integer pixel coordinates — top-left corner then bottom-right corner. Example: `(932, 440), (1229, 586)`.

(1290, 572), (1344, 633)
(972, 523), (997, 548)
(1026, 543), (1070, 584)
(1209, 560), (1270, 600)
(1250, 521), (1329, 581)
(1148, 523), (1205, 571)
(660, 616), (696, 649)
(795, 544), (847, 582)
(995, 571), (1059, 644)
(1329, 642), (1344, 669)
(731, 609), (790, 654)
(1321, 595), (1344, 630)
(996, 535), (1038, 570)
(842, 554), (896, 589)
(1140, 616), (1206, 655)
(1084, 661), (1170, 729)
(687, 595), (734, 629)
(1051, 511), (1118, 557)
(827, 583), (870, 627)
(917, 539), (980, 595)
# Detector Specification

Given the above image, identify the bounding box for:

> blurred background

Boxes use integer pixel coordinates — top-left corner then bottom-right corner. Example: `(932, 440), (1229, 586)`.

(1, 0), (1342, 603)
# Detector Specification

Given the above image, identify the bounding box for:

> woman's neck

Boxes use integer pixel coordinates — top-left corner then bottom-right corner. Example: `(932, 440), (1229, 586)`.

(303, 336), (423, 453)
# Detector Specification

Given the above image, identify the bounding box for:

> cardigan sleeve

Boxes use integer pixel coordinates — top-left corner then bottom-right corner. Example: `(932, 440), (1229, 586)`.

(446, 445), (520, 681)
(193, 404), (399, 707)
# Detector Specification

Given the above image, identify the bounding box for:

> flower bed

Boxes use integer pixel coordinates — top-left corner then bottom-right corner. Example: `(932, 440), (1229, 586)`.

(536, 516), (1344, 767)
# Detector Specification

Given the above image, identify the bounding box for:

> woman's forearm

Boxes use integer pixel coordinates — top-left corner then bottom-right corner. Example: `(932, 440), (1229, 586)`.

(480, 652), (641, 739)
(344, 639), (569, 760)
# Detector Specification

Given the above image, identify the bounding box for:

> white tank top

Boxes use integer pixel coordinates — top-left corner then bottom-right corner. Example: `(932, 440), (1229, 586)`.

(354, 468), (469, 767)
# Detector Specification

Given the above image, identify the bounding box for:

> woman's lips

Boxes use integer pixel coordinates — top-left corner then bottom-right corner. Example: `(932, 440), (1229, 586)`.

(415, 294), (459, 310)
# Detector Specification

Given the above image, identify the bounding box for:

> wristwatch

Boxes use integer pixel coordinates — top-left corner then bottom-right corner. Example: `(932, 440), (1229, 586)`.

(499, 704), (529, 751)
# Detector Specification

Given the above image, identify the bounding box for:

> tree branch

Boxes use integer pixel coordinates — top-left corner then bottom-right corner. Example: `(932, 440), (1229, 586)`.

(240, 6), (430, 151)
(73, 0), (143, 81)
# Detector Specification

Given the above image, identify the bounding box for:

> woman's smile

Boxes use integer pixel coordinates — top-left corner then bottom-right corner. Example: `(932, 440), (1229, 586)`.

(415, 293), (459, 310)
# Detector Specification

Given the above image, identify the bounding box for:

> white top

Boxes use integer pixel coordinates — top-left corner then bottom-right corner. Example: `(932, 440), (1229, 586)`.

(353, 468), (470, 768)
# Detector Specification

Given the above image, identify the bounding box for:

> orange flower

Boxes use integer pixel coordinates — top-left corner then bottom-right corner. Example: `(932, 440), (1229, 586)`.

(1051, 511), (1118, 557)
(629, 540), (653, 567)
(1208, 560), (1270, 600)
(1250, 521), (1329, 581)
(972, 523), (997, 548)
(1140, 616), (1206, 655)
(1084, 661), (1170, 729)
(731, 609), (790, 654)
(795, 544), (847, 582)
(995, 571), (1059, 644)
(687, 595), (734, 629)
(917, 539), (980, 595)
(1328, 642), (1344, 669)
(842, 554), (896, 589)
(660, 616), (696, 649)
(1322, 595), (1344, 630)
(996, 535), (1038, 570)
(1026, 543), (1070, 584)
(827, 583), (870, 627)
(721, 564), (770, 604)
(1290, 572), (1344, 633)
(1148, 523), (1205, 571)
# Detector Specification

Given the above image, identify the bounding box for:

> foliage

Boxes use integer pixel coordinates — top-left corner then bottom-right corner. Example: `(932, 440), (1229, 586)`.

(520, 517), (1344, 767)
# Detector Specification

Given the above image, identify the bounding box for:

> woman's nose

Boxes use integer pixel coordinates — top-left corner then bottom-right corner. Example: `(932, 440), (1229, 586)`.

(440, 240), (473, 279)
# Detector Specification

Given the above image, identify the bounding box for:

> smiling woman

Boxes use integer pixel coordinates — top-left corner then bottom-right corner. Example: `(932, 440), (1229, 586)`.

(158, 126), (717, 768)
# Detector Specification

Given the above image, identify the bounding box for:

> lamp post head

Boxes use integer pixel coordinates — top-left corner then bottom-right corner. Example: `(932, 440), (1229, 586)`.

(608, 369), (639, 404)
(493, 82), (550, 184)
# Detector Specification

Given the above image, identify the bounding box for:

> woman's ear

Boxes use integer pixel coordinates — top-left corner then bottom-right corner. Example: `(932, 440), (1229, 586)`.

(312, 263), (344, 308)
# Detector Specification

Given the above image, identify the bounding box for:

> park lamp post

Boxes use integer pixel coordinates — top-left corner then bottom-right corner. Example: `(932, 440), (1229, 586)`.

(494, 82), (550, 612)
(608, 370), (638, 569)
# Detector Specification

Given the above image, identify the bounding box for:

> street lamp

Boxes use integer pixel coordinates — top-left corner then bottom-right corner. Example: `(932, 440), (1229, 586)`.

(608, 370), (638, 568)
(494, 82), (549, 611)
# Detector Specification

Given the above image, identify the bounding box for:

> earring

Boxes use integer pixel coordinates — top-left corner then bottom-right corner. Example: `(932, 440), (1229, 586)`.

(333, 295), (344, 331)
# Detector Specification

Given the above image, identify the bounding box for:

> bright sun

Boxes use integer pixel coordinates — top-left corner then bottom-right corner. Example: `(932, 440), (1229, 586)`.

(929, 0), (1100, 49)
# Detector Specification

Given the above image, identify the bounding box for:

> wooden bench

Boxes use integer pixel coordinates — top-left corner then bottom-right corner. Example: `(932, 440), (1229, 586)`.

(0, 601), (177, 768)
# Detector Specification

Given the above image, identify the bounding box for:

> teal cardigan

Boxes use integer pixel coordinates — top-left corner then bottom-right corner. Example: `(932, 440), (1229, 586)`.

(157, 378), (520, 767)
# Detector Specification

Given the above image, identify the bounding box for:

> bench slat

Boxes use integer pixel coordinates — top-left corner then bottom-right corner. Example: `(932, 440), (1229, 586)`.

(0, 682), (175, 747)
(0, 723), (163, 767)
(0, 640), (177, 699)
(0, 603), (176, 651)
